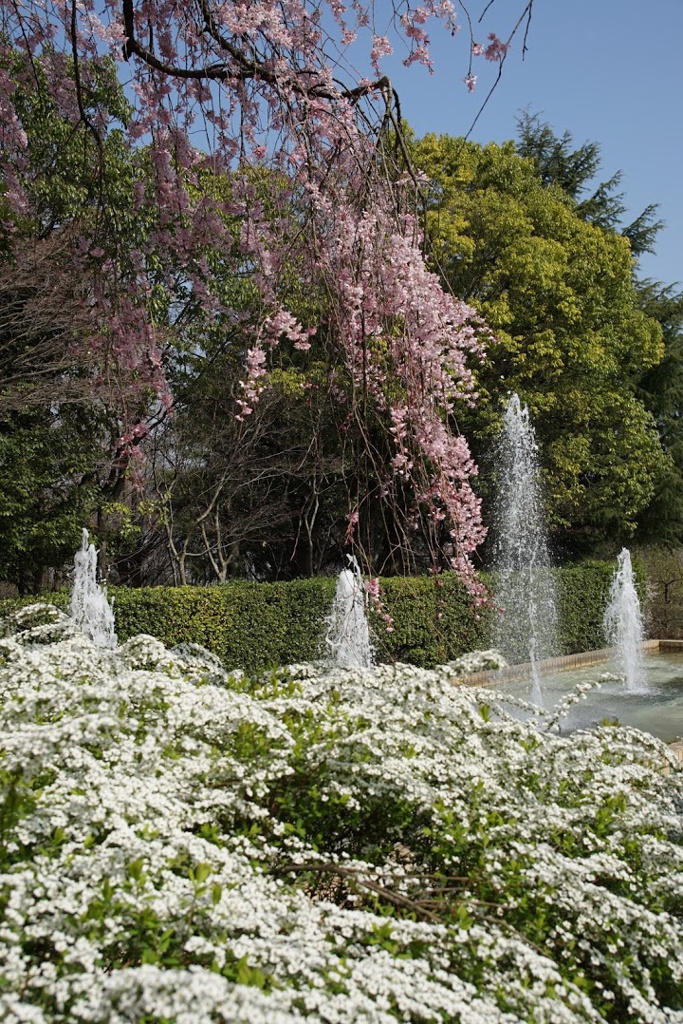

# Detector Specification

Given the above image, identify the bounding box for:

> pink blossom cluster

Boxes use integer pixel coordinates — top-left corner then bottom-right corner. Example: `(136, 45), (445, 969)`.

(236, 347), (268, 420)
(314, 197), (490, 587)
(364, 576), (394, 631)
(477, 32), (511, 61)
(370, 34), (393, 72)
(345, 509), (360, 544)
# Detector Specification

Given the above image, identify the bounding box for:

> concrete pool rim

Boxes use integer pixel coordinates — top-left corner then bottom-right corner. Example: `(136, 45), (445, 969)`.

(457, 639), (683, 689)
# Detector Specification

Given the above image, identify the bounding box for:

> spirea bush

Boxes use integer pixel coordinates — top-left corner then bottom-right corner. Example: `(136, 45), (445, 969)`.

(1, 604), (682, 1023)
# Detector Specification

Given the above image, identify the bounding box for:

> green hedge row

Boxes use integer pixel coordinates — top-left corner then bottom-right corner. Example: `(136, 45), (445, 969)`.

(552, 560), (642, 656)
(107, 574), (489, 672)
(0, 559), (634, 671)
(113, 578), (336, 672)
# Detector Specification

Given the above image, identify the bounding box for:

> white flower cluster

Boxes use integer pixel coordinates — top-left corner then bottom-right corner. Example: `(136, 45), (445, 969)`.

(0, 605), (682, 1023)
(445, 649), (509, 675)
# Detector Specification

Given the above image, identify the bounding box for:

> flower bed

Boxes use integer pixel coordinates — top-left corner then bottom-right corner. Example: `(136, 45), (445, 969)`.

(0, 604), (682, 1023)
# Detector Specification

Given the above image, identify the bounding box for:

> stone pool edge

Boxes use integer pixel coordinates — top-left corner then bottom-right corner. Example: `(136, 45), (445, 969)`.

(454, 640), (683, 767)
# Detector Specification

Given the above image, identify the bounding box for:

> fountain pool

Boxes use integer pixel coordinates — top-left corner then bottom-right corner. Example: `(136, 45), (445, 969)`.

(481, 648), (683, 743)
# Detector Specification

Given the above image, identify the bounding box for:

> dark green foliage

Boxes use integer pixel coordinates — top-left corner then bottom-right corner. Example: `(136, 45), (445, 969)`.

(635, 283), (683, 545)
(111, 579), (337, 672)
(0, 413), (105, 593)
(0, 50), (150, 591)
(482, 562), (638, 660)
(369, 574), (491, 667)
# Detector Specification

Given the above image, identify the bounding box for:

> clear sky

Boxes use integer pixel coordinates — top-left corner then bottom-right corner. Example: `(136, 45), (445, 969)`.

(382, 0), (682, 288)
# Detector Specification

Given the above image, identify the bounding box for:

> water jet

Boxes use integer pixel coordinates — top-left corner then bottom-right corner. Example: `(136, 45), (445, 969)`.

(603, 547), (645, 691)
(70, 528), (117, 649)
(325, 555), (373, 668)
(491, 394), (558, 703)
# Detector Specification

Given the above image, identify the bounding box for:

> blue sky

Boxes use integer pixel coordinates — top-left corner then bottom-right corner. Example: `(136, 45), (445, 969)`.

(382, 0), (682, 288)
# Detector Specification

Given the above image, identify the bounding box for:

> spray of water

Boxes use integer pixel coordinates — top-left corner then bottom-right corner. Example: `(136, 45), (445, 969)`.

(492, 394), (558, 704)
(603, 548), (645, 692)
(70, 528), (117, 649)
(325, 555), (373, 668)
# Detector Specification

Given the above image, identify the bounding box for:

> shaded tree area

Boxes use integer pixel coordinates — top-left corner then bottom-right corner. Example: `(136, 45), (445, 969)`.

(144, 248), (475, 585)
(2, 0), (536, 592)
(633, 282), (683, 545)
(0, 56), (151, 592)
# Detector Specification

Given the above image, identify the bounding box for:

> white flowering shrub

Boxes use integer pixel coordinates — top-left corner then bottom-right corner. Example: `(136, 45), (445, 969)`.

(0, 605), (682, 1023)
(445, 649), (509, 675)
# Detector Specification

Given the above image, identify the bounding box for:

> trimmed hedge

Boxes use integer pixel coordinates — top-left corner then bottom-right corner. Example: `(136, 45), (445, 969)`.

(369, 573), (490, 667)
(109, 574), (489, 671)
(0, 560), (639, 670)
(553, 560), (641, 656)
(112, 578), (336, 672)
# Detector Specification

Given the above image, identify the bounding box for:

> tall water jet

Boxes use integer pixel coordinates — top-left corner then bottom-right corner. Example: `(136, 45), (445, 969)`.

(492, 394), (558, 703)
(70, 529), (117, 649)
(603, 548), (645, 692)
(325, 555), (373, 668)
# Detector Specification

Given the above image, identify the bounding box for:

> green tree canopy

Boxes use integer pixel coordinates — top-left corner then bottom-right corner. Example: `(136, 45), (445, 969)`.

(412, 132), (668, 556)
(513, 115), (683, 548)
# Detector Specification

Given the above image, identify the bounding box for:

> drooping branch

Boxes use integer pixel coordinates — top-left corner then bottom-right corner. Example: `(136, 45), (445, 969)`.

(121, 0), (399, 111)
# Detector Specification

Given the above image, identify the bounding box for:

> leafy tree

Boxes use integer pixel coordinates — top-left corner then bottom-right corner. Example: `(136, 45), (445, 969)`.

(0, 0), (537, 590)
(144, 178), (472, 582)
(412, 133), (667, 556)
(0, 54), (152, 589)
(633, 281), (683, 544)
(0, 412), (104, 593)
(514, 114), (683, 547)
(147, 357), (353, 584)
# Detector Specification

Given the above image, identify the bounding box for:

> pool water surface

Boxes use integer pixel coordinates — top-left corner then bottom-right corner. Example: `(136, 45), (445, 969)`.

(483, 651), (683, 744)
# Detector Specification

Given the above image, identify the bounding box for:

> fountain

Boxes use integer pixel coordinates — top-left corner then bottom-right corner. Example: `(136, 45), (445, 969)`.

(481, 547), (663, 737)
(325, 555), (373, 668)
(603, 548), (645, 691)
(491, 394), (558, 703)
(70, 528), (117, 649)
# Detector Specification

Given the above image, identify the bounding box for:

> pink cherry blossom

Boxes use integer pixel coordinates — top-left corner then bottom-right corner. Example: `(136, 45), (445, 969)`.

(484, 32), (510, 61)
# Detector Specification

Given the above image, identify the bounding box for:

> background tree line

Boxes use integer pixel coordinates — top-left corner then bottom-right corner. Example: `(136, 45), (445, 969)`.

(1, 47), (682, 592)
(411, 114), (683, 562)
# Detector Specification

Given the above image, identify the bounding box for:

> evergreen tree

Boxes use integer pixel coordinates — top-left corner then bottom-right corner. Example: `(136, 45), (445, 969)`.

(515, 111), (663, 254)
(515, 113), (683, 546)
